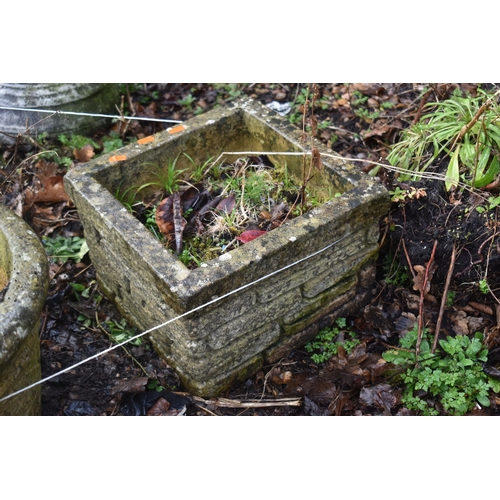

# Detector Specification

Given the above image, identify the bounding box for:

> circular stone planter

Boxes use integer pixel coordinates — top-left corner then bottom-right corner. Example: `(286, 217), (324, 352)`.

(0, 204), (49, 415)
(0, 83), (120, 145)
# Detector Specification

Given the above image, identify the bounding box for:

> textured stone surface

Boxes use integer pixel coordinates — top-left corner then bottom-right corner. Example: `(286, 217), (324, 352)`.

(0, 204), (48, 415)
(65, 98), (390, 397)
(0, 83), (120, 144)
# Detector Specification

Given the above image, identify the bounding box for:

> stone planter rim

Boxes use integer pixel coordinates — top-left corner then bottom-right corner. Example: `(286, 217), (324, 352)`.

(64, 98), (388, 307)
(0, 204), (48, 370)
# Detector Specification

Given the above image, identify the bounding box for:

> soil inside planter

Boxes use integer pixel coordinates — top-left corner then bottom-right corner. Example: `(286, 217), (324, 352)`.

(121, 154), (330, 269)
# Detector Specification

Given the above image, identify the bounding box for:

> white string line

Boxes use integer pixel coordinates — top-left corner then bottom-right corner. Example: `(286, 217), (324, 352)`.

(0, 106), (182, 124)
(0, 231), (352, 404)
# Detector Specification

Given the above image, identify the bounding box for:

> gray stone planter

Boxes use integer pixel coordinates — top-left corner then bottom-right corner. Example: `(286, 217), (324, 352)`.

(64, 98), (390, 397)
(0, 83), (120, 144)
(0, 204), (49, 415)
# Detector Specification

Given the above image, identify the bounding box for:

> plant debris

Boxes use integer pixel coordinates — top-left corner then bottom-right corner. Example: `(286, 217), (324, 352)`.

(129, 155), (314, 268)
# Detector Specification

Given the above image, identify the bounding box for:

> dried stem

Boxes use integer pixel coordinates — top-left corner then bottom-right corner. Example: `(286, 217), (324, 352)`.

(432, 243), (456, 353)
(416, 240), (438, 359)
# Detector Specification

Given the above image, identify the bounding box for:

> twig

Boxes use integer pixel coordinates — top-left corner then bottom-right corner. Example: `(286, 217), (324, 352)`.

(416, 240), (438, 359)
(432, 243), (456, 353)
(202, 397), (302, 409)
(411, 88), (433, 125)
(401, 239), (416, 280)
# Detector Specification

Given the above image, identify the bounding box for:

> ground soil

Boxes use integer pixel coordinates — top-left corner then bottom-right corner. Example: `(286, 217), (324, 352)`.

(2, 83), (500, 416)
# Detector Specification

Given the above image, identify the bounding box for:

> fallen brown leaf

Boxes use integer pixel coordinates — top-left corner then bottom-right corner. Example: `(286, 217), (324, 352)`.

(111, 376), (148, 395)
(147, 397), (176, 416)
(73, 144), (95, 163)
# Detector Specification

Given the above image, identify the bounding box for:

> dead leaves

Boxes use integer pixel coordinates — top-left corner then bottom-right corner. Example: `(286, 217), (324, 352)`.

(25, 160), (70, 205)
(413, 263), (437, 295)
(359, 383), (402, 416)
(155, 184), (236, 254)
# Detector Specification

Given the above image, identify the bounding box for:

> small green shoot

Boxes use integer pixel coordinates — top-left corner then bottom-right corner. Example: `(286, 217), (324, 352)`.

(479, 278), (490, 295)
(147, 379), (166, 392)
(446, 291), (457, 307)
(70, 282), (93, 301)
(138, 158), (186, 195)
(104, 318), (142, 346)
(182, 153), (214, 182)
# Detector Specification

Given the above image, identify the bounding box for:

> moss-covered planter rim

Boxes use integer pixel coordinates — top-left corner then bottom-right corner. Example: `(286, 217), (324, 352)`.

(0, 204), (49, 370)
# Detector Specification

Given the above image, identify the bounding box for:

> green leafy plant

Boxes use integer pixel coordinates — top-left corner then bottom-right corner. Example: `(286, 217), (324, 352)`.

(147, 379), (166, 392)
(387, 87), (500, 190)
(102, 131), (124, 153)
(304, 318), (360, 364)
(42, 235), (89, 263)
(179, 92), (196, 108)
(38, 150), (73, 168)
(479, 278), (490, 295)
(58, 134), (99, 150)
(446, 291), (457, 307)
(104, 318), (142, 346)
(476, 195), (500, 213)
(70, 282), (92, 301)
(382, 326), (499, 415)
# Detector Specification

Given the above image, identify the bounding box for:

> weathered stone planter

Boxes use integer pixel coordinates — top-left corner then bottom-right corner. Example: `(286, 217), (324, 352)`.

(64, 98), (390, 397)
(0, 204), (49, 415)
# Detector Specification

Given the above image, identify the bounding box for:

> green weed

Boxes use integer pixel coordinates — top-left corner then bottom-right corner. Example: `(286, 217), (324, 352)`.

(104, 318), (142, 346)
(476, 195), (500, 213)
(304, 318), (360, 364)
(102, 131), (124, 153)
(479, 278), (490, 295)
(42, 235), (89, 263)
(183, 153), (214, 183)
(58, 134), (99, 150)
(382, 326), (499, 415)
(179, 92), (196, 108)
(70, 282), (93, 301)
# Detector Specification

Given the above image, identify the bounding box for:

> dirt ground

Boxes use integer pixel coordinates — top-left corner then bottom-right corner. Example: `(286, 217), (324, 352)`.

(2, 83), (500, 416)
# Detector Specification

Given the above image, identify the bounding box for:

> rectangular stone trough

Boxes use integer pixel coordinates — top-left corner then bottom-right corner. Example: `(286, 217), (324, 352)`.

(64, 98), (390, 397)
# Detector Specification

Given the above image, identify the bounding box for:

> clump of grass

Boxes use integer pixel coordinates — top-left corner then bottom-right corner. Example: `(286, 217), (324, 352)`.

(387, 87), (500, 190)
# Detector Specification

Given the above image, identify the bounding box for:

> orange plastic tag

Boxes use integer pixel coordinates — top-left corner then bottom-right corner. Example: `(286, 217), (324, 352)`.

(167, 124), (186, 135)
(109, 155), (127, 162)
(137, 136), (154, 144)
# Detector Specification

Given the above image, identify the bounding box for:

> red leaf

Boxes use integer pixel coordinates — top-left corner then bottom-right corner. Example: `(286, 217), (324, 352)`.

(236, 230), (267, 243)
